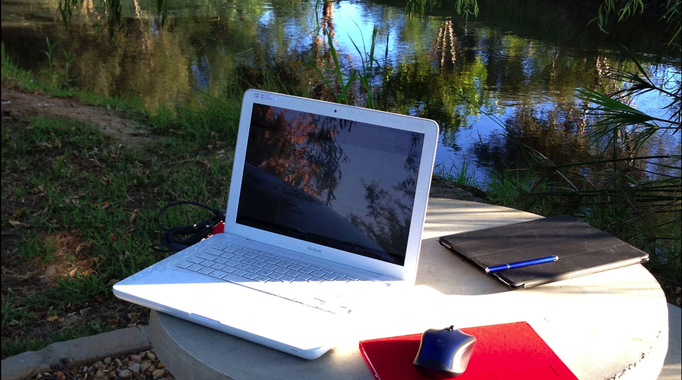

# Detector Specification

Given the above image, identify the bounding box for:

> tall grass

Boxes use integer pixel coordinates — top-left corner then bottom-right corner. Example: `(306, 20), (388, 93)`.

(476, 57), (681, 293)
(308, 25), (383, 108)
(434, 160), (478, 188)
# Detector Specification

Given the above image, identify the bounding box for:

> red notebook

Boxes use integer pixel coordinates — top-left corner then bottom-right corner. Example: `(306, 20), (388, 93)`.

(359, 322), (578, 380)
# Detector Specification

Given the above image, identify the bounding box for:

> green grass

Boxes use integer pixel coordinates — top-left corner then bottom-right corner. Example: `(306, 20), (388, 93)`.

(1, 52), (243, 357)
(1, 113), (238, 358)
(1, 316), (114, 358)
(434, 160), (478, 188)
(15, 234), (58, 262)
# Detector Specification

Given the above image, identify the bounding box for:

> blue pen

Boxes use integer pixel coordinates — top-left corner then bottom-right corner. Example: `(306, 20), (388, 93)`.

(485, 255), (558, 273)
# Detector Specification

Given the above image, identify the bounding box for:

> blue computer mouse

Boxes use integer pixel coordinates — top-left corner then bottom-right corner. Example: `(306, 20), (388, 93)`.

(413, 325), (477, 379)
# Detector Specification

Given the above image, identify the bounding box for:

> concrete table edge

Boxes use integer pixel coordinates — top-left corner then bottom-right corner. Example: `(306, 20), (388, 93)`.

(1, 301), (678, 380)
(1, 326), (151, 380)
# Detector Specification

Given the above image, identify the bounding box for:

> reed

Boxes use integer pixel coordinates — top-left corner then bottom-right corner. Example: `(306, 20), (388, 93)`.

(308, 25), (384, 108)
(42, 37), (58, 79)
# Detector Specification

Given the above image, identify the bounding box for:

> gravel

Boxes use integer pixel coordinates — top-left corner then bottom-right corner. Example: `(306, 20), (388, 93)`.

(30, 349), (174, 380)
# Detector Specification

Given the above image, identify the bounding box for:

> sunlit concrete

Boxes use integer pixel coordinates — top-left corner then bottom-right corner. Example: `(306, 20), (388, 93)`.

(151, 198), (669, 380)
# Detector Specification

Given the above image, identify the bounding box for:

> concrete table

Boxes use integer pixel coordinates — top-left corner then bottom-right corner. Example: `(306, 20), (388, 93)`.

(150, 198), (669, 380)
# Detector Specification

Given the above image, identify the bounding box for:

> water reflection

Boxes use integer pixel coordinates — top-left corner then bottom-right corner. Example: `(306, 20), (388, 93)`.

(472, 105), (593, 178)
(0, 0), (677, 181)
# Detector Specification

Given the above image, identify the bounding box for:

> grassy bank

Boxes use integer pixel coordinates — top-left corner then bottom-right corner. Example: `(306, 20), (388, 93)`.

(1, 46), (245, 357)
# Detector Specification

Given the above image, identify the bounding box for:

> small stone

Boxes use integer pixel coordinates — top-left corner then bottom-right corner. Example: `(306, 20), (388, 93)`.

(148, 365), (156, 372)
(60, 357), (76, 369)
(114, 358), (123, 367)
(128, 363), (141, 373)
(121, 358), (129, 367)
(144, 370), (152, 377)
(118, 369), (131, 378)
(95, 370), (107, 379)
(107, 371), (117, 379)
(103, 357), (112, 365)
(63, 314), (79, 325)
(675, 287), (681, 295)
(145, 351), (156, 361)
(152, 369), (165, 377)
(93, 361), (104, 369)
(129, 354), (143, 363)
(44, 265), (58, 278)
(140, 361), (152, 372)
(156, 362), (164, 369)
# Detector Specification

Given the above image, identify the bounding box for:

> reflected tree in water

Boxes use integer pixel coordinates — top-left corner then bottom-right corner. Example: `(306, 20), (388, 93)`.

(433, 19), (462, 74)
(473, 105), (618, 180)
(59, 0), (125, 37)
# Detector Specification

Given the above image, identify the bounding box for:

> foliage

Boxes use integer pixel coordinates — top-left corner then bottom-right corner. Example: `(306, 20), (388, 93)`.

(434, 160), (478, 188)
(405, 0), (479, 18)
(404, 0), (680, 296)
(483, 57), (681, 293)
(42, 37), (59, 78)
(307, 25), (382, 108)
(1, 42), (48, 92)
(309, 28), (359, 105)
(591, 0), (681, 45)
(36, 37), (78, 90)
(405, 0), (680, 48)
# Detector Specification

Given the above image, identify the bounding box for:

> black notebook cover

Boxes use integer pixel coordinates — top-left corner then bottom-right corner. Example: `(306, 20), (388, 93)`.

(439, 215), (649, 289)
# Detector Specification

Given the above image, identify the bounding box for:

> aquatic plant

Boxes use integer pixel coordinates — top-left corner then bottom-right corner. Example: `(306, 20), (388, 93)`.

(42, 37), (58, 78)
(307, 24), (384, 108)
(61, 49), (76, 88)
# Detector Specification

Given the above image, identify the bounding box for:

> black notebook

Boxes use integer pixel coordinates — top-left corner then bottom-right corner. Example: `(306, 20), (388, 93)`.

(439, 215), (649, 289)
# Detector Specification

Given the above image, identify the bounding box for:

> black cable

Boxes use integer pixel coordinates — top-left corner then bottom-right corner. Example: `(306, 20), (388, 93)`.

(150, 201), (226, 253)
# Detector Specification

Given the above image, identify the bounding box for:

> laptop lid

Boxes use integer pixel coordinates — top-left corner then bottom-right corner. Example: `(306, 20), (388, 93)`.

(225, 90), (439, 283)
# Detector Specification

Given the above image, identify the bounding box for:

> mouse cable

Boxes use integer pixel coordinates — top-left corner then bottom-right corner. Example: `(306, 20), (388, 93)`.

(150, 201), (226, 253)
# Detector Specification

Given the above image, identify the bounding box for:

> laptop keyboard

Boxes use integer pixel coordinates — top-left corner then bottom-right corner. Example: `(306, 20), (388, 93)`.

(176, 241), (383, 314)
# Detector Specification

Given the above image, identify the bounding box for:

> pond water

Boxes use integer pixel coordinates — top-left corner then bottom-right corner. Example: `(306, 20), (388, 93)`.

(2, 0), (679, 184)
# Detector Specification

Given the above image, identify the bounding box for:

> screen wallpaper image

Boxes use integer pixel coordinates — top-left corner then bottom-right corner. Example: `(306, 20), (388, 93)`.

(236, 104), (425, 265)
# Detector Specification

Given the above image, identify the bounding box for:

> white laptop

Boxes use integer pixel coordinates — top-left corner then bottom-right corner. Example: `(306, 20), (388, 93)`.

(113, 89), (439, 359)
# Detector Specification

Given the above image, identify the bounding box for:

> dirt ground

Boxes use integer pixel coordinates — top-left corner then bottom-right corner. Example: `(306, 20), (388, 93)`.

(1, 87), (155, 150)
(1, 86), (168, 356)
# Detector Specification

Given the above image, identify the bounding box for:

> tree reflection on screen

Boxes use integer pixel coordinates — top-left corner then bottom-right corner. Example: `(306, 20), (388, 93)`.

(247, 104), (350, 206)
(347, 133), (423, 256)
(243, 104), (424, 263)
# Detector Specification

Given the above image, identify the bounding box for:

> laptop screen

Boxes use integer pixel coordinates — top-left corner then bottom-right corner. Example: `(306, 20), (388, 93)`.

(236, 104), (425, 266)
